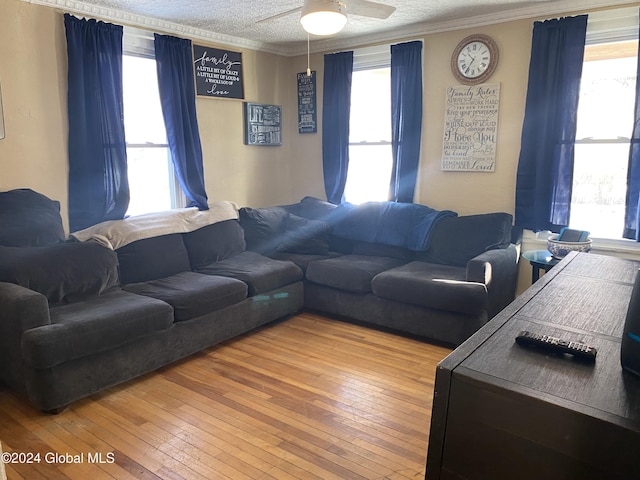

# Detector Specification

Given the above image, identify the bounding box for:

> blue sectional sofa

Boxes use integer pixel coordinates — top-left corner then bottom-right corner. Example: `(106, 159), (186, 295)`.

(0, 190), (520, 412)
(240, 196), (521, 345)
(0, 190), (303, 412)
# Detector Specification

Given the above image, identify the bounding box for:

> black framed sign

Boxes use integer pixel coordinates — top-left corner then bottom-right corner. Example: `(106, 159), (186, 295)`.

(193, 44), (244, 99)
(244, 103), (282, 146)
(297, 71), (317, 133)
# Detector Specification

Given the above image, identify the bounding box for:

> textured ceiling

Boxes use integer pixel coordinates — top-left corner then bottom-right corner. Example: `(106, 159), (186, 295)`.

(28, 0), (638, 54)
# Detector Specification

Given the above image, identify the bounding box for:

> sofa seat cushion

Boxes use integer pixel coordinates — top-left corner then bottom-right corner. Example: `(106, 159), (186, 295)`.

(123, 271), (248, 322)
(22, 289), (174, 369)
(371, 261), (488, 315)
(196, 251), (303, 296)
(269, 251), (343, 273)
(306, 254), (407, 294)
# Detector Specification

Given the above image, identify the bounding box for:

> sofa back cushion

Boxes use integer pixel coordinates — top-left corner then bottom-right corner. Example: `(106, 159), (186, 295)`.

(351, 241), (413, 261)
(117, 233), (191, 284)
(419, 213), (513, 267)
(182, 219), (246, 269)
(276, 214), (331, 255)
(0, 242), (119, 304)
(296, 196), (338, 220)
(330, 201), (456, 251)
(0, 189), (65, 247)
(239, 207), (289, 253)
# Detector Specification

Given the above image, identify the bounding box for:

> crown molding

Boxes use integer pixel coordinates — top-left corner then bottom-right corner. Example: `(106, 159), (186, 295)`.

(21, 0), (640, 57)
(302, 0), (640, 57)
(22, 0), (288, 55)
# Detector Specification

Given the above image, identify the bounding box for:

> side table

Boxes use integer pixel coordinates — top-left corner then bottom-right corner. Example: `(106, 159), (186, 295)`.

(522, 249), (560, 283)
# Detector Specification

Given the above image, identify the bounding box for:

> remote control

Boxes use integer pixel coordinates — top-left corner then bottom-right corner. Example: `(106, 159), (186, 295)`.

(515, 330), (597, 362)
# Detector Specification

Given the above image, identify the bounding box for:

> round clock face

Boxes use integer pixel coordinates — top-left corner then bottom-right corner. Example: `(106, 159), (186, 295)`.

(451, 34), (499, 85)
(457, 41), (491, 79)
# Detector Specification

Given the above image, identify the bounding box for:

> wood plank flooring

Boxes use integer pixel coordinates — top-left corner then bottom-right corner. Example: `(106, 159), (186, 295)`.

(0, 312), (452, 480)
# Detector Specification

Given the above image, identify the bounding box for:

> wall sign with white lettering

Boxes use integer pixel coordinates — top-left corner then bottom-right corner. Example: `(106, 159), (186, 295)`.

(244, 103), (282, 146)
(442, 83), (500, 172)
(193, 44), (244, 99)
(297, 71), (317, 134)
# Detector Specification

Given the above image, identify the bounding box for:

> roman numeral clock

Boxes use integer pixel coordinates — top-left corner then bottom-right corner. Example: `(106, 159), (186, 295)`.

(451, 34), (499, 85)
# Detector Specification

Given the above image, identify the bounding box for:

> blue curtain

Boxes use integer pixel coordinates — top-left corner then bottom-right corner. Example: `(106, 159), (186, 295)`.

(322, 51), (353, 204)
(390, 41), (423, 203)
(514, 15), (587, 232)
(154, 34), (208, 210)
(64, 14), (129, 232)
(624, 17), (640, 240)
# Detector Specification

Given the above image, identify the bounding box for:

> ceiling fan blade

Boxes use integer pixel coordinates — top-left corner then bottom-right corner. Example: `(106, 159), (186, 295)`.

(256, 6), (302, 24)
(347, 0), (396, 19)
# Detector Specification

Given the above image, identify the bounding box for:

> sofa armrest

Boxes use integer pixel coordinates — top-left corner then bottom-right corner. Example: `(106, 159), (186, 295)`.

(466, 244), (520, 318)
(0, 282), (51, 392)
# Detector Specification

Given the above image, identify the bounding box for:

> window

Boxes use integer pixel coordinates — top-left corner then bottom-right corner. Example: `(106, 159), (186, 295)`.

(570, 40), (638, 238)
(569, 10), (638, 239)
(122, 28), (184, 216)
(343, 46), (392, 204)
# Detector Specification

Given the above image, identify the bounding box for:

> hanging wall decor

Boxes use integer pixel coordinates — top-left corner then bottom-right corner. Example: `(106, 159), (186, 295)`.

(442, 83), (500, 172)
(244, 102), (282, 146)
(193, 44), (244, 99)
(297, 71), (317, 133)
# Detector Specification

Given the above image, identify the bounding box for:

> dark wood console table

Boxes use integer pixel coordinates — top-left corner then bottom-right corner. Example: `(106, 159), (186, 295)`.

(426, 252), (640, 480)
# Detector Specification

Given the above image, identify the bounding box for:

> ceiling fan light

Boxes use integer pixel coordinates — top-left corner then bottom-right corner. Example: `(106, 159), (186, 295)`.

(300, 1), (347, 36)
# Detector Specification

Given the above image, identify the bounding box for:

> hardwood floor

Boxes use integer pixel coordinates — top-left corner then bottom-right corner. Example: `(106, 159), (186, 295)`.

(0, 312), (452, 480)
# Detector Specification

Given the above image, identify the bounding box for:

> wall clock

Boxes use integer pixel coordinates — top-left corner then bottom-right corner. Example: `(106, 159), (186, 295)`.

(451, 34), (499, 85)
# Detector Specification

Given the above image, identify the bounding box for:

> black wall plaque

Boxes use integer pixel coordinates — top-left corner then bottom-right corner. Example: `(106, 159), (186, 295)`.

(193, 44), (244, 99)
(297, 71), (317, 133)
(244, 103), (282, 146)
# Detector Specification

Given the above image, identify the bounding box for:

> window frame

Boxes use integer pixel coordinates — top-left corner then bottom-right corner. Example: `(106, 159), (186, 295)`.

(122, 26), (186, 213)
(532, 8), (640, 254)
(344, 45), (393, 204)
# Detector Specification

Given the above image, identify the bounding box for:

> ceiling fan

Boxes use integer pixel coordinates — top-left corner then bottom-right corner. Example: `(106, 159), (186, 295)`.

(258, 0), (396, 36)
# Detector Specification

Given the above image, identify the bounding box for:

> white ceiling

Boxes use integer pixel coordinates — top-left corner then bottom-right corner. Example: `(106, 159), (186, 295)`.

(26, 0), (639, 55)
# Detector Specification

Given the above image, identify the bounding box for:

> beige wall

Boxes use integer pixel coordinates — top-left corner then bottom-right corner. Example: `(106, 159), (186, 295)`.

(0, 0), (68, 226)
(196, 48), (294, 208)
(2, 0), (640, 292)
(288, 20), (544, 217)
(0, 0), (298, 231)
(0, 0), (536, 227)
(419, 21), (531, 215)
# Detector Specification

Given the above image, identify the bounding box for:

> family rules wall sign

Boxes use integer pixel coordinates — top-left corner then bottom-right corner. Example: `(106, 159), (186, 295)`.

(442, 83), (500, 172)
(193, 44), (244, 99)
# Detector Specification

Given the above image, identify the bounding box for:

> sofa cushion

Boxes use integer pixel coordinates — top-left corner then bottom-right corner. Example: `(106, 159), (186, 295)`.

(419, 213), (513, 267)
(371, 261), (488, 315)
(182, 219), (246, 269)
(330, 201), (457, 251)
(196, 251), (303, 296)
(269, 251), (342, 273)
(276, 214), (331, 255)
(117, 233), (191, 284)
(123, 271), (247, 322)
(351, 241), (412, 261)
(0, 189), (65, 247)
(306, 254), (407, 294)
(296, 196), (338, 220)
(22, 289), (174, 368)
(238, 207), (289, 253)
(0, 242), (119, 305)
